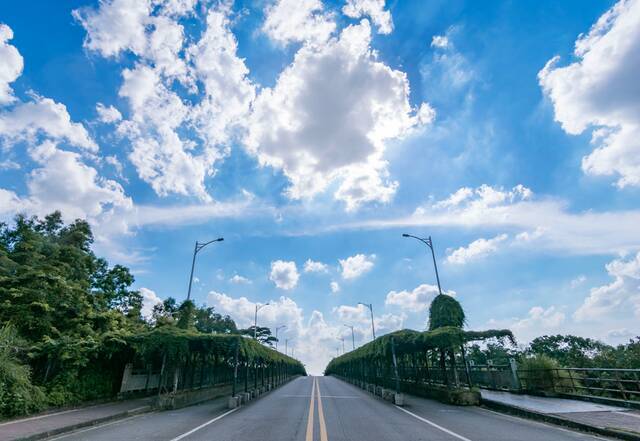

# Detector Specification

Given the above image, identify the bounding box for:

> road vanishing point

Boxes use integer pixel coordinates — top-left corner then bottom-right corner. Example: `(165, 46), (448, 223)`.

(44, 376), (609, 441)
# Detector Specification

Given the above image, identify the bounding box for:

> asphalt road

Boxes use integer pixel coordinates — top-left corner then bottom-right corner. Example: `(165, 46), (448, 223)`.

(46, 376), (611, 441)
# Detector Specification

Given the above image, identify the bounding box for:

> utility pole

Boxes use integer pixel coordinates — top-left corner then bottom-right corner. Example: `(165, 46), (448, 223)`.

(358, 302), (376, 340)
(275, 325), (287, 351)
(285, 338), (289, 356)
(254, 303), (270, 339)
(344, 324), (355, 350)
(402, 234), (443, 295)
(186, 237), (224, 301)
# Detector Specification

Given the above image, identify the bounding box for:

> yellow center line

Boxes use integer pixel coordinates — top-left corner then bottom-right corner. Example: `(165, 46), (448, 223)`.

(305, 376), (316, 441)
(316, 377), (329, 441)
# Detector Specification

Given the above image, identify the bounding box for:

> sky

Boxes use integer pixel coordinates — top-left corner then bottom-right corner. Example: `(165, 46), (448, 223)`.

(1, 0), (639, 374)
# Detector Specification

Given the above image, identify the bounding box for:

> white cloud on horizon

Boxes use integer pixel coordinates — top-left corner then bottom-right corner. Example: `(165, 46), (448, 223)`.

(304, 259), (329, 273)
(446, 234), (508, 265)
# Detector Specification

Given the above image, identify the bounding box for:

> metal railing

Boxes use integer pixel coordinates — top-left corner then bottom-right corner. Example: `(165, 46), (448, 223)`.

(519, 367), (640, 402)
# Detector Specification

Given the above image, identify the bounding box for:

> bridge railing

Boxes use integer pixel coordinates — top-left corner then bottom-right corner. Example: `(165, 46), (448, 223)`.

(518, 367), (640, 402)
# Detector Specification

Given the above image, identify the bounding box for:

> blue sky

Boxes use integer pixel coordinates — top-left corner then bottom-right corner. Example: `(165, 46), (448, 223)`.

(1, 0), (639, 373)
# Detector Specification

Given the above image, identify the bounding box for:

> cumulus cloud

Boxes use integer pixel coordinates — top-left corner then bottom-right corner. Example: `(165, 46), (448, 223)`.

(262, 0), (335, 46)
(270, 260), (300, 290)
(246, 19), (433, 210)
(304, 259), (329, 273)
(574, 252), (640, 321)
(96, 103), (122, 123)
(385, 284), (455, 312)
(140, 287), (163, 319)
(75, 2), (254, 201)
(339, 253), (375, 279)
(343, 0), (393, 34)
(539, 0), (640, 187)
(446, 234), (508, 265)
(330, 281), (340, 294)
(0, 142), (132, 225)
(229, 274), (251, 284)
(0, 24), (23, 105)
(431, 35), (449, 48)
(0, 96), (97, 151)
(488, 306), (566, 343)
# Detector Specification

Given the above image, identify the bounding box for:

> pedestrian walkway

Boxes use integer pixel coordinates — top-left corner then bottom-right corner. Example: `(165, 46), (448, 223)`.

(0, 397), (153, 441)
(481, 389), (640, 436)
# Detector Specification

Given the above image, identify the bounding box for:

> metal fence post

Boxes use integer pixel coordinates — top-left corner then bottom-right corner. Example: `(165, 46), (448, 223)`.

(509, 358), (520, 391)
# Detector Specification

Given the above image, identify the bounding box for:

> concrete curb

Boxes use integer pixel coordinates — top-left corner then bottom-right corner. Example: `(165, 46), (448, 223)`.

(14, 405), (153, 441)
(482, 398), (640, 441)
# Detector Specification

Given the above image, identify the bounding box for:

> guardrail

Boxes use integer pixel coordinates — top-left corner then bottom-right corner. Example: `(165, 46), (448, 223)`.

(519, 367), (640, 402)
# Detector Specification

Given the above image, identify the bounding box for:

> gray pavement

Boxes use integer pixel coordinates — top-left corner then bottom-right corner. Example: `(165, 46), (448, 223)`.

(36, 376), (614, 441)
(481, 389), (640, 434)
(0, 397), (153, 441)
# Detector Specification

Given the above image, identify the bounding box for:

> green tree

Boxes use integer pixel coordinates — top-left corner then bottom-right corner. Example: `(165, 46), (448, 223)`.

(194, 306), (237, 334)
(526, 335), (612, 367)
(428, 294), (466, 330)
(240, 326), (277, 346)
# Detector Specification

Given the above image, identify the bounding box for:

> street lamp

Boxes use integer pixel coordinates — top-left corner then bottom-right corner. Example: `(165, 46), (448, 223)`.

(358, 302), (376, 340)
(338, 336), (345, 354)
(275, 325), (287, 351)
(344, 324), (355, 350)
(254, 303), (270, 340)
(402, 234), (442, 295)
(187, 237), (224, 301)
(285, 338), (290, 355)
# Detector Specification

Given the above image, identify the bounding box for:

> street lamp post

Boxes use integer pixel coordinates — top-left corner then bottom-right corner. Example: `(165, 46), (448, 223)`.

(358, 302), (376, 340)
(285, 338), (290, 356)
(186, 237), (224, 301)
(275, 325), (287, 351)
(344, 324), (355, 350)
(402, 234), (443, 295)
(254, 303), (270, 340)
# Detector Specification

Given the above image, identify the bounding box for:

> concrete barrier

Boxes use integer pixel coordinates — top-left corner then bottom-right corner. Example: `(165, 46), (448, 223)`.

(394, 393), (405, 406)
(227, 396), (239, 409)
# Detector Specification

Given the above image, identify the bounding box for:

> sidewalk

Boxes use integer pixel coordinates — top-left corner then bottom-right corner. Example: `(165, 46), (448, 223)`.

(481, 389), (640, 439)
(0, 397), (153, 441)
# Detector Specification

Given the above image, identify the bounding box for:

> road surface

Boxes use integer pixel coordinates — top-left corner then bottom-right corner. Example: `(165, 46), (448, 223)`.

(46, 376), (610, 441)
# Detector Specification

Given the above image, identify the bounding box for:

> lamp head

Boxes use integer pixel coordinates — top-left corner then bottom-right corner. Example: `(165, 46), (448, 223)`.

(216, 237), (224, 242)
(402, 233), (410, 237)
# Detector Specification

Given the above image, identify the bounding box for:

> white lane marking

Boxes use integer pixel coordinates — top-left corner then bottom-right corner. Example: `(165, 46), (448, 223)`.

(395, 406), (472, 441)
(615, 410), (640, 420)
(169, 407), (239, 441)
(0, 409), (80, 427)
(316, 378), (328, 441)
(282, 395), (359, 398)
(46, 414), (147, 440)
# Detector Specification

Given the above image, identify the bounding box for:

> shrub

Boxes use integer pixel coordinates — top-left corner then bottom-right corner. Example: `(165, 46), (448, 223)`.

(518, 355), (576, 394)
(0, 326), (46, 417)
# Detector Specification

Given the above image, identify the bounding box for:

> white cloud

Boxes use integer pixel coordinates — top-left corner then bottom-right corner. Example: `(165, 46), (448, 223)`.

(385, 284), (451, 312)
(0, 96), (97, 151)
(0, 24), (23, 105)
(446, 233), (508, 265)
(538, 0), (640, 187)
(343, 0), (393, 34)
(304, 259), (329, 273)
(574, 252), (640, 321)
(488, 306), (566, 343)
(96, 103), (122, 123)
(431, 35), (449, 48)
(270, 260), (300, 290)
(246, 20), (432, 210)
(229, 274), (251, 284)
(140, 287), (163, 319)
(76, 3), (254, 201)
(330, 281), (340, 294)
(0, 142), (132, 224)
(570, 275), (587, 289)
(343, 184), (640, 256)
(262, 0), (335, 46)
(339, 253), (375, 279)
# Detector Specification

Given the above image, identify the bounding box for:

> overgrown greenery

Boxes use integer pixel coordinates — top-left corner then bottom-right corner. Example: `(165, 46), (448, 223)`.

(0, 212), (303, 418)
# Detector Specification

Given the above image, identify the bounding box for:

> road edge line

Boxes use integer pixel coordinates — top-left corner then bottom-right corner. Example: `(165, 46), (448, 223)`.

(169, 407), (239, 441)
(394, 405), (472, 441)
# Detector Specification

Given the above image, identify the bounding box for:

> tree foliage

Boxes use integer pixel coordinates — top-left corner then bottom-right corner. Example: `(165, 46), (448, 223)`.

(239, 326), (277, 347)
(428, 294), (466, 330)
